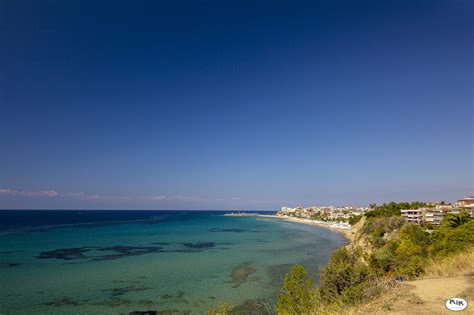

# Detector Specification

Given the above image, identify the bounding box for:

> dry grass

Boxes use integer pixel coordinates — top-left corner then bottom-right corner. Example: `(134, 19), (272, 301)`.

(423, 249), (474, 278)
(306, 277), (398, 315)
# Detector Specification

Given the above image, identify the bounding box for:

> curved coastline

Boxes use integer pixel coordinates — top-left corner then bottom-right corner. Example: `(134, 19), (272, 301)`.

(224, 213), (354, 242)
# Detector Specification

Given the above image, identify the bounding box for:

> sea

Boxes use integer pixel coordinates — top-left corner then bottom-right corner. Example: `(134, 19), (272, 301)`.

(0, 210), (347, 314)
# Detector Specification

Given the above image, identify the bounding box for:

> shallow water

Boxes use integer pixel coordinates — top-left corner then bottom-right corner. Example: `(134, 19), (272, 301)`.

(0, 211), (347, 314)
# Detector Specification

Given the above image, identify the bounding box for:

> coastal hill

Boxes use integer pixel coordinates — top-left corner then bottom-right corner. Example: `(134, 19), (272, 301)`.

(352, 250), (474, 314)
(348, 212), (473, 314)
(275, 200), (474, 315)
(344, 217), (474, 315)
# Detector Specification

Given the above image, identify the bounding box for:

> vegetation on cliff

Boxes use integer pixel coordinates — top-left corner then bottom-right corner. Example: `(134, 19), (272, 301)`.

(276, 203), (473, 314)
(365, 201), (433, 218)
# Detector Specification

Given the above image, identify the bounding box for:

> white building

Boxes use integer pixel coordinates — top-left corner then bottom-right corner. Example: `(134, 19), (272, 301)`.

(423, 209), (444, 225)
(401, 209), (423, 224)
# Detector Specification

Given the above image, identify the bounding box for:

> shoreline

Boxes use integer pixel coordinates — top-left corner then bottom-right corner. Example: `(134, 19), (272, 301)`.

(225, 213), (354, 242)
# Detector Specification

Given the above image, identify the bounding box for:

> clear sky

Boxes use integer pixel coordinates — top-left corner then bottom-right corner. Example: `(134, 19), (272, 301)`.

(1, 0), (473, 210)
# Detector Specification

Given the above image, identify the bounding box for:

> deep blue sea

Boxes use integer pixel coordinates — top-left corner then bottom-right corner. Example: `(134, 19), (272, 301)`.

(0, 210), (347, 314)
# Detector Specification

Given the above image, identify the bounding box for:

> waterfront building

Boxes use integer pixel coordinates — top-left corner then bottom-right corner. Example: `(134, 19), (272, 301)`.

(400, 209), (423, 224)
(456, 196), (474, 216)
(423, 209), (445, 225)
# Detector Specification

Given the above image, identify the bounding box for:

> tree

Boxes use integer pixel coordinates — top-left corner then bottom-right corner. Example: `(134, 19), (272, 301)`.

(443, 211), (472, 228)
(429, 220), (474, 256)
(277, 265), (315, 314)
(318, 247), (371, 305)
(364, 202), (432, 218)
(349, 215), (362, 225)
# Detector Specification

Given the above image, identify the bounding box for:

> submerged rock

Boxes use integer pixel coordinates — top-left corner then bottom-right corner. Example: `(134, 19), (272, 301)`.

(104, 245), (159, 260)
(37, 247), (92, 260)
(102, 298), (134, 307)
(154, 310), (184, 315)
(267, 263), (293, 287)
(208, 228), (260, 233)
(103, 285), (150, 297)
(181, 242), (215, 249)
(229, 262), (257, 288)
(230, 299), (272, 315)
(159, 291), (187, 304)
(37, 245), (164, 261)
(0, 262), (21, 268)
(43, 297), (80, 307)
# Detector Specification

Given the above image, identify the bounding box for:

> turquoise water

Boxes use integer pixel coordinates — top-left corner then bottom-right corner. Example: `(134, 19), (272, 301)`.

(0, 211), (347, 314)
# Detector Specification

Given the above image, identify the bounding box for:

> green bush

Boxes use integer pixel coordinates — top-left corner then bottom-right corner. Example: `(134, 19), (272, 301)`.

(396, 224), (430, 257)
(318, 247), (372, 305)
(365, 202), (432, 218)
(429, 218), (474, 257)
(397, 255), (425, 278)
(340, 281), (369, 306)
(442, 211), (472, 228)
(276, 265), (315, 314)
(369, 245), (397, 275)
(348, 215), (362, 225)
(366, 211), (473, 279)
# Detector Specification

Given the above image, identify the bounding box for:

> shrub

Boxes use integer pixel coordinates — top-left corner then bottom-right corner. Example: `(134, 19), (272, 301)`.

(369, 245), (397, 275)
(276, 265), (315, 314)
(429, 220), (474, 257)
(442, 211), (472, 228)
(365, 202), (431, 218)
(366, 213), (473, 279)
(348, 215), (362, 225)
(318, 247), (372, 305)
(397, 255), (426, 278)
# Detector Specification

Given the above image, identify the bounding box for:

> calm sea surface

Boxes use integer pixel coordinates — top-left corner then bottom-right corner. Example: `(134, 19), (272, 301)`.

(0, 210), (347, 314)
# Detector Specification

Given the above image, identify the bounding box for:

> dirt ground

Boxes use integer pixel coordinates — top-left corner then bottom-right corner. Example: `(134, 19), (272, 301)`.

(353, 273), (474, 315)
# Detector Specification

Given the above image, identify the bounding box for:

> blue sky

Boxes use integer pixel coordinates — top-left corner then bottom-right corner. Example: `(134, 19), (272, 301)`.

(1, 0), (472, 210)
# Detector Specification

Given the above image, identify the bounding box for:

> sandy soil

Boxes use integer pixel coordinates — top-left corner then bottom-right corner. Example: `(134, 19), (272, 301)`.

(353, 274), (474, 315)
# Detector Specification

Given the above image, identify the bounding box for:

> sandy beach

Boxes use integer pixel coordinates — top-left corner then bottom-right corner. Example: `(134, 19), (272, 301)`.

(225, 213), (355, 241)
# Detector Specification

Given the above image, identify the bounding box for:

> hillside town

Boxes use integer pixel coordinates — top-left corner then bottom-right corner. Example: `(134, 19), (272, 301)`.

(277, 205), (368, 220)
(401, 195), (474, 225)
(276, 205), (369, 230)
(277, 195), (474, 227)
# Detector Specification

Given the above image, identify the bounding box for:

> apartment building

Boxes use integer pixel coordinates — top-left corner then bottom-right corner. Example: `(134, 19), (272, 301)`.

(456, 196), (474, 216)
(423, 209), (445, 225)
(400, 209), (423, 224)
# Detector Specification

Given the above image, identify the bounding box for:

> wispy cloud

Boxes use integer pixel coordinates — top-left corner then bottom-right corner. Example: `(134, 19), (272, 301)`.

(64, 192), (100, 200)
(143, 195), (206, 202)
(0, 188), (204, 203)
(0, 188), (94, 200)
(0, 188), (59, 197)
(25, 190), (59, 197)
(0, 187), (283, 208)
